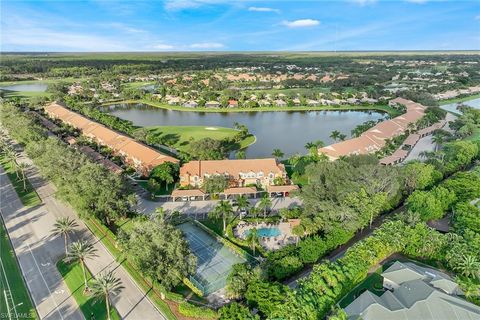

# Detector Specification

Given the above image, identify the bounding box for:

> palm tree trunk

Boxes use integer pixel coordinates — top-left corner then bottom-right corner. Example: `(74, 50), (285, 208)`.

(64, 234), (68, 257)
(223, 216), (226, 233)
(22, 171), (27, 191)
(81, 260), (88, 290)
(106, 295), (111, 320)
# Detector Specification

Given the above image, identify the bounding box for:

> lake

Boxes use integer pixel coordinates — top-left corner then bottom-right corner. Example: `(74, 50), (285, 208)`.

(440, 97), (480, 114)
(0, 83), (48, 92)
(103, 103), (386, 158)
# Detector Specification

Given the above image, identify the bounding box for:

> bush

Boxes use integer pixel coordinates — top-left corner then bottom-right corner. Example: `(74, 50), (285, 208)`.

(178, 302), (218, 319)
(183, 277), (204, 297)
(219, 302), (258, 320)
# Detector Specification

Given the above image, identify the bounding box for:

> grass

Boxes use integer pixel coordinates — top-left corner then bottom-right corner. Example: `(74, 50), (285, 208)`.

(57, 260), (121, 320)
(113, 99), (401, 117)
(438, 93), (480, 105)
(82, 217), (178, 320)
(1, 90), (52, 99)
(338, 272), (385, 308)
(142, 125), (256, 153)
(0, 154), (41, 207)
(0, 78), (87, 86)
(466, 127), (480, 142)
(137, 179), (175, 196)
(0, 217), (38, 320)
(123, 81), (154, 89)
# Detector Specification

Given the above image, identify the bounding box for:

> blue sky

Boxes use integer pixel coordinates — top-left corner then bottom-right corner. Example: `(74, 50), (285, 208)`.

(1, 0), (479, 52)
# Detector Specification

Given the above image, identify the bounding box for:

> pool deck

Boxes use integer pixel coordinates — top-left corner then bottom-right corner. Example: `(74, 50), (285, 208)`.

(234, 221), (297, 250)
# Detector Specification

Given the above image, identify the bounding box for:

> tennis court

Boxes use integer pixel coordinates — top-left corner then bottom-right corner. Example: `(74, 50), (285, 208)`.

(178, 221), (246, 295)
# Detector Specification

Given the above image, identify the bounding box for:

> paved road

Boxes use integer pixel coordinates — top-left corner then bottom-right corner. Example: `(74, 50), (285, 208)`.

(1, 150), (166, 319)
(1, 167), (84, 320)
(404, 113), (457, 163)
(137, 195), (302, 216)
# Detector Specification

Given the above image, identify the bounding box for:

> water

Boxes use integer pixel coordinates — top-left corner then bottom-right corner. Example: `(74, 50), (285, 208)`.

(102, 103), (385, 158)
(0, 83), (48, 92)
(244, 227), (282, 238)
(440, 97), (480, 114)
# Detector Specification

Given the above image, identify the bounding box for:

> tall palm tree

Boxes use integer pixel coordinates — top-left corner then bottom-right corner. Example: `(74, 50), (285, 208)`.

(51, 217), (79, 256)
(454, 254), (480, 279)
(258, 195), (272, 219)
(246, 228), (259, 255)
(314, 140), (325, 148)
(272, 148), (284, 160)
(304, 142), (315, 150)
(17, 162), (30, 191)
(330, 130), (341, 141)
(90, 271), (124, 320)
(236, 195), (249, 215)
(209, 200), (234, 233)
(65, 241), (98, 291)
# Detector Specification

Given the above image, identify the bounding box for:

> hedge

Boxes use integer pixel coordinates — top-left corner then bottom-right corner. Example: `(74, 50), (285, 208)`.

(183, 277), (204, 297)
(178, 302), (218, 319)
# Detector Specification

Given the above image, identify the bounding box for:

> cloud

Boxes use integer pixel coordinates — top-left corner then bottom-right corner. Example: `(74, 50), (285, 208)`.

(281, 19), (320, 28)
(189, 42), (224, 49)
(349, 0), (377, 6)
(248, 6), (280, 13)
(405, 0), (428, 3)
(106, 22), (145, 34)
(153, 43), (176, 50)
(163, 0), (223, 11)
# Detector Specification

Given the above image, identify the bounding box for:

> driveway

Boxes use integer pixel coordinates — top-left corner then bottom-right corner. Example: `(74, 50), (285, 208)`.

(136, 195), (302, 216)
(1, 150), (166, 319)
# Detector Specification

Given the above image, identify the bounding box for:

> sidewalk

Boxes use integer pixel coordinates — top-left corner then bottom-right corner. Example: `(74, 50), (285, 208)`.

(1, 150), (166, 319)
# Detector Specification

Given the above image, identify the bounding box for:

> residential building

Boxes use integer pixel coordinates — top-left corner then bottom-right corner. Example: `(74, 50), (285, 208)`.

(183, 100), (198, 108)
(344, 261), (480, 320)
(274, 99), (287, 107)
(319, 98), (426, 160)
(179, 158), (288, 189)
(205, 101), (221, 108)
(44, 102), (178, 176)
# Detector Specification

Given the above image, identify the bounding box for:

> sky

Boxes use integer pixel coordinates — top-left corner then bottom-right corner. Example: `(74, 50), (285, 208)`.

(1, 0), (479, 52)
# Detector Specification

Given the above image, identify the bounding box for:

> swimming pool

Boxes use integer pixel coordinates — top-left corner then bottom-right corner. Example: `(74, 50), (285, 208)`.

(244, 227), (282, 238)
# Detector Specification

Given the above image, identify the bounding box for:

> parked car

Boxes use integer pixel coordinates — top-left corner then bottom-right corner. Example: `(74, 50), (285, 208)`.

(182, 196), (189, 201)
(190, 196), (196, 201)
(274, 192), (284, 198)
(239, 208), (248, 218)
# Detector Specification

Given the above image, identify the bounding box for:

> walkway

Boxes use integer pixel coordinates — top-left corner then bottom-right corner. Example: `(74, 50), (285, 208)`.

(0, 147), (166, 319)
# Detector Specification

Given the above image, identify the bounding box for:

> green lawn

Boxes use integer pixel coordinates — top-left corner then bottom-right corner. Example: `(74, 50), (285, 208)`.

(0, 154), (41, 207)
(338, 272), (385, 308)
(115, 99), (401, 117)
(123, 81), (154, 89)
(141, 125), (256, 153)
(137, 179), (176, 196)
(57, 260), (121, 320)
(0, 217), (37, 320)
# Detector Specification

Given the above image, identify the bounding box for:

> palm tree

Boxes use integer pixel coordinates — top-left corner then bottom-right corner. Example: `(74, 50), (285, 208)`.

(17, 162), (30, 191)
(236, 195), (249, 215)
(330, 130), (341, 141)
(272, 148), (284, 160)
(304, 142), (315, 150)
(246, 228), (259, 255)
(314, 140), (325, 148)
(338, 134), (347, 141)
(90, 271), (124, 320)
(65, 241), (98, 291)
(454, 254), (480, 279)
(258, 195), (272, 219)
(51, 217), (79, 256)
(209, 200), (234, 233)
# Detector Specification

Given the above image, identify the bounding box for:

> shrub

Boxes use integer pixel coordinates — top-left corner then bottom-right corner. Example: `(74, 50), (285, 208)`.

(178, 302), (218, 319)
(183, 277), (204, 297)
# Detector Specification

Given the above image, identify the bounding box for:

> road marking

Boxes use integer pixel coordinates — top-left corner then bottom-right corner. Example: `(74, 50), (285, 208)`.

(25, 241), (65, 320)
(40, 262), (51, 267)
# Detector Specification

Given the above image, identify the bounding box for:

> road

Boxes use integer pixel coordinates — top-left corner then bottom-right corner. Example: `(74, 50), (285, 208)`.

(137, 194), (302, 216)
(1, 150), (166, 319)
(404, 112), (457, 163)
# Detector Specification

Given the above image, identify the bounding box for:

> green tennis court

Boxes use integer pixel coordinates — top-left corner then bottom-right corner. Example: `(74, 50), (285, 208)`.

(178, 221), (246, 295)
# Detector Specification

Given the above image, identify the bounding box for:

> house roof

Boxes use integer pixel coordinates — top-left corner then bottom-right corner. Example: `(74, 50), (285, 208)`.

(44, 102), (178, 170)
(267, 185), (299, 193)
(345, 261), (480, 320)
(319, 98), (426, 160)
(171, 189), (206, 197)
(180, 159), (285, 178)
(223, 187), (257, 195)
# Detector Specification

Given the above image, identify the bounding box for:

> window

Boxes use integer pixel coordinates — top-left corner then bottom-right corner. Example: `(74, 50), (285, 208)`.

(257, 171), (264, 178)
(268, 173), (274, 179)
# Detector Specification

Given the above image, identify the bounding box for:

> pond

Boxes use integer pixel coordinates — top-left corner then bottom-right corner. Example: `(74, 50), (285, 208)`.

(102, 103), (385, 158)
(0, 83), (48, 92)
(440, 97), (480, 114)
